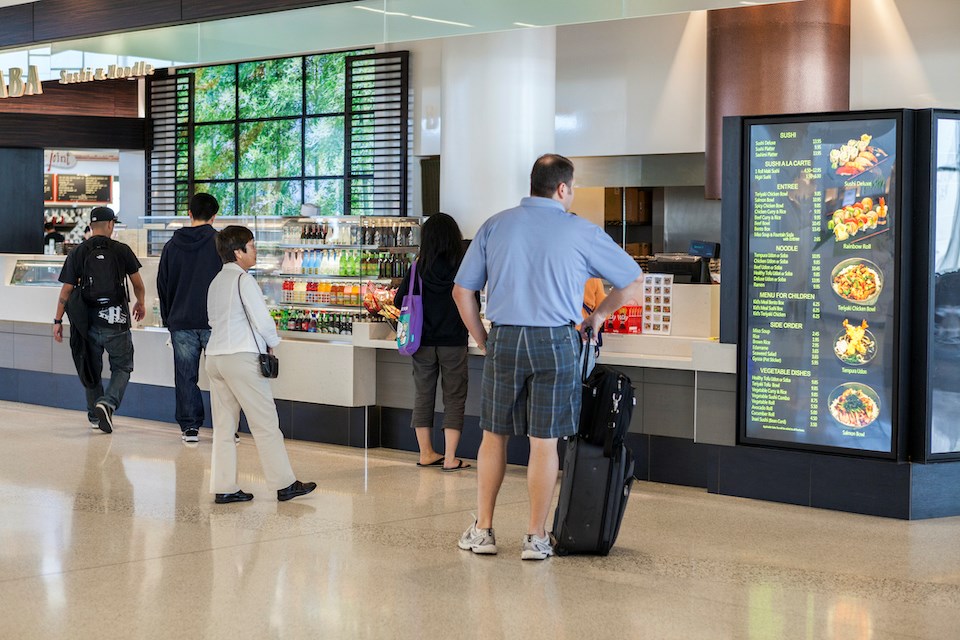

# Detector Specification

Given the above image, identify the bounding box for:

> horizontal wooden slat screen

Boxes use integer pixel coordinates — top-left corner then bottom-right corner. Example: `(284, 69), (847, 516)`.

(344, 51), (410, 217)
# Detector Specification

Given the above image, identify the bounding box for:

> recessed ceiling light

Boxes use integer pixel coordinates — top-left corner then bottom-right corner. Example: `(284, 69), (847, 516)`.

(409, 15), (473, 28)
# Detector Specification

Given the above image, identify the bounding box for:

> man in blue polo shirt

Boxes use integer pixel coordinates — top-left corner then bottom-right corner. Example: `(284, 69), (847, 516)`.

(453, 153), (644, 560)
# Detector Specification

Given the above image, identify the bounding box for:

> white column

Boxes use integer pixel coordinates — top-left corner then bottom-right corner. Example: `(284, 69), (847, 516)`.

(440, 28), (556, 238)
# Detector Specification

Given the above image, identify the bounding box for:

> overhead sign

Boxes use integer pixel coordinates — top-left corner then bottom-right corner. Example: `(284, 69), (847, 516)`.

(59, 61), (154, 85)
(0, 65), (43, 99)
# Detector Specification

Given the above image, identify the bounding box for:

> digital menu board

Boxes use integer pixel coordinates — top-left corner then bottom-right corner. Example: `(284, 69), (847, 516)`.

(742, 117), (898, 455)
(55, 175), (112, 203)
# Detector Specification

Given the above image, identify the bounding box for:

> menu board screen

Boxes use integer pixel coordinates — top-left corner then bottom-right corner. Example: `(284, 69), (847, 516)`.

(743, 117), (898, 455)
(55, 175), (112, 203)
(43, 174), (54, 202)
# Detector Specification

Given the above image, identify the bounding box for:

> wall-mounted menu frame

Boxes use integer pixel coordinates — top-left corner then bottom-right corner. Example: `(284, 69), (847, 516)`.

(54, 174), (112, 203)
(738, 111), (908, 459)
(43, 174), (54, 202)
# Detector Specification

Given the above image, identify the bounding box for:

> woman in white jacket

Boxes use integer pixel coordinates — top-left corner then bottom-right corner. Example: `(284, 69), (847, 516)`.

(205, 225), (316, 504)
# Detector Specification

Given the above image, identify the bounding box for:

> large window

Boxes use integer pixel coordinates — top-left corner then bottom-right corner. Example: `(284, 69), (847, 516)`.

(178, 50), (367, 217)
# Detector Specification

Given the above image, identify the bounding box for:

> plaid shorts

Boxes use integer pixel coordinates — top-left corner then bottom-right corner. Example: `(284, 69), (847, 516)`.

(480, 324), (581, 439)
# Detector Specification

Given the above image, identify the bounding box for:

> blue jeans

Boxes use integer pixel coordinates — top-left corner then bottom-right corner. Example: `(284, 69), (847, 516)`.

(171, 329), (211, 432)
(85, 324), (135, 423)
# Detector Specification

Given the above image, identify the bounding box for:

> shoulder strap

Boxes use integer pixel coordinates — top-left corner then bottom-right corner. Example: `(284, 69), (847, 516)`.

(237, 273), (265, 356)
(407, 259), (421, 296)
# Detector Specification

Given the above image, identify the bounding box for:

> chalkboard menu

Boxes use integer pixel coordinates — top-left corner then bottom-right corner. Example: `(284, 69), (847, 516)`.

(54, 175), (112, 203)
(43, 174), (54, 202)
(742, 116), (899, 455)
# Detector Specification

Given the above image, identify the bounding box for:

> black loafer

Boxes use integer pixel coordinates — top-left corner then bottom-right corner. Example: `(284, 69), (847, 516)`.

(215, 490), (254, 504)
(277, 480), (317, 502)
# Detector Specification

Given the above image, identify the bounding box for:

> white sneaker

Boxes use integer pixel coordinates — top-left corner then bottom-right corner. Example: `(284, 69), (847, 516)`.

(182, 429), (199, 443)
(521, 533), (555, 560)
(94, 402), (113, 433)
(458, 521), (498, 555)
(89, 420), (100, 430)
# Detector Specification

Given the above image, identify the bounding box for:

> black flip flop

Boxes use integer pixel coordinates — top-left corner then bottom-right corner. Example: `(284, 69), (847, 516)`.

(442, 460), (471, 472)
(416, 457), (444, 467)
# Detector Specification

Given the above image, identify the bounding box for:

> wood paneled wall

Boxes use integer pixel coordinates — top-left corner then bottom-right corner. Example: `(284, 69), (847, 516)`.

(0, 4), (32, 48)
(0, 114), (145, 150)
(705, 0), (851, 199)
(0, 79), (139, 118)
(0, 0), (357, 48)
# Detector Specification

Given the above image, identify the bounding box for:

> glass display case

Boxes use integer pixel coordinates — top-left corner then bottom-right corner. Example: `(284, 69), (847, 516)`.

(257, 216), (422, 338)
(9, 259), (65, 286)
(142, 215), (288, 257)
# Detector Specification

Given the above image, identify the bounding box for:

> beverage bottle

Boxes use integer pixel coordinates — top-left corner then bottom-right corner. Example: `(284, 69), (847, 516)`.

(299, 224), (306, 243)
(286, 310), (297, 332)
(308, 312), (318, 333)
(300, 310), (310, 332)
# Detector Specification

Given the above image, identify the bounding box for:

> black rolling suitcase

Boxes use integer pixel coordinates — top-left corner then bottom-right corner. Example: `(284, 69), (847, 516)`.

(553, 338), (636, 556)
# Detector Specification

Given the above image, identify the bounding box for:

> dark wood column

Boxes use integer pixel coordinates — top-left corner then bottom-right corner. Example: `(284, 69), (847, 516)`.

(705, 0), (851, 199)
(0, 148), (43, 254)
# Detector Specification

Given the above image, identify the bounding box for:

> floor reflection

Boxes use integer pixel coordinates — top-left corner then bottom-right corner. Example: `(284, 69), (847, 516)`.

(1, 401), (960, 639)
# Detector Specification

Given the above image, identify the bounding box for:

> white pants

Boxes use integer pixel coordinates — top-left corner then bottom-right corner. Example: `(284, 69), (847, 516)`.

(206, 352), (296, 494)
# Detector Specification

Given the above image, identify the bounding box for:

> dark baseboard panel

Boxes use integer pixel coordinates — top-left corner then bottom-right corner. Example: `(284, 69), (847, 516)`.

(0, 367), (374, 448)
(6, 367), (960, 519)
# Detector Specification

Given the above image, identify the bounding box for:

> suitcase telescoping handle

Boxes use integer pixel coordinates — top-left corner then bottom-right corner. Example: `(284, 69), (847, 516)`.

(582, 326), (600, 383)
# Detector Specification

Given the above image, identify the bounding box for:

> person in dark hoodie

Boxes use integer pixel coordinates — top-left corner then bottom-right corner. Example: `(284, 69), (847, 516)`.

(158, 193), (222, 443)
(394, 212), (475, 471)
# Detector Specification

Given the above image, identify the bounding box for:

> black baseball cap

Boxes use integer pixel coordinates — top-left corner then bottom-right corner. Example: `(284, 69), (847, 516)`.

(90, 206), (119, 223)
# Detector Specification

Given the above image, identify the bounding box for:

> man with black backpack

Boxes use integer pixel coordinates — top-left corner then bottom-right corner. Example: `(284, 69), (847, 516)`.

(53, 206), (146, 433)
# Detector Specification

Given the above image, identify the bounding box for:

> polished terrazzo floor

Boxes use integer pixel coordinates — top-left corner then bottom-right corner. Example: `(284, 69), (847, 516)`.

(2, 400), (960, 639)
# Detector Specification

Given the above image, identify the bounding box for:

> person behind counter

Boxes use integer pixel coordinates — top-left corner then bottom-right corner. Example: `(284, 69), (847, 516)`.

(43, 222), (65, 250)
(52, 206), (146, 433)
(393, 212), (474, 472)
(157, 192), (223, 444)
(205, 225), (316, 504)
(452, 154), (644, 560)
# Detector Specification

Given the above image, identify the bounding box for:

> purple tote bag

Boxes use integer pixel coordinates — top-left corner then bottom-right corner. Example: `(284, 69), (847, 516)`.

(397, 260), (423, 356)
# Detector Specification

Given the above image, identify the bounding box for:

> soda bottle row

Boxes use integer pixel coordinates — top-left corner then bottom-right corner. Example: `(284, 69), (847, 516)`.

(281, 249), (375, 277)
(271, 308), (355, 335)
(281, 249), (416, 279)
(282, 220), (419, 247)
(281, 280), (363, 306)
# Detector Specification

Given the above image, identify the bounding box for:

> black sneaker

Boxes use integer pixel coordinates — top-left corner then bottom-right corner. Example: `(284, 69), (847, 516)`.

(215, 490), (254, 504)
(182, 429), (199, 443)
(94, 402), (113, 434)
(277, 480), (317, 502)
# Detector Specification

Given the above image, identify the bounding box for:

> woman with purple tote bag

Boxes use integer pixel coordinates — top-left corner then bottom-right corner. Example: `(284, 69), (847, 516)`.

(394, 213), (475, 471)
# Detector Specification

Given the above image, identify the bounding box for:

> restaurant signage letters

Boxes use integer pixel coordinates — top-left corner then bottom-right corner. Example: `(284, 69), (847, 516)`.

(0, 65), (43, 99)
(59, 61), (155, 84)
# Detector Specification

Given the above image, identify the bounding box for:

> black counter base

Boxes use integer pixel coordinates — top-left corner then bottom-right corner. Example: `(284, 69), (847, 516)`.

(0, 368), (375, 448)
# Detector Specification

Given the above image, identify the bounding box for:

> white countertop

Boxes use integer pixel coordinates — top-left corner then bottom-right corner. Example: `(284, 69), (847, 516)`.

(351, 323), (737, 374)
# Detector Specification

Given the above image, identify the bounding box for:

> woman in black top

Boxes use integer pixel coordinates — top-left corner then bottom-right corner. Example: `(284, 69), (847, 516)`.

(394, 213), (473, 471)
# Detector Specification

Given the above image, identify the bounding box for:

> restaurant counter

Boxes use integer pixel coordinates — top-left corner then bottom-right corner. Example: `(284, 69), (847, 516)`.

(0, 253), (735, 459)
